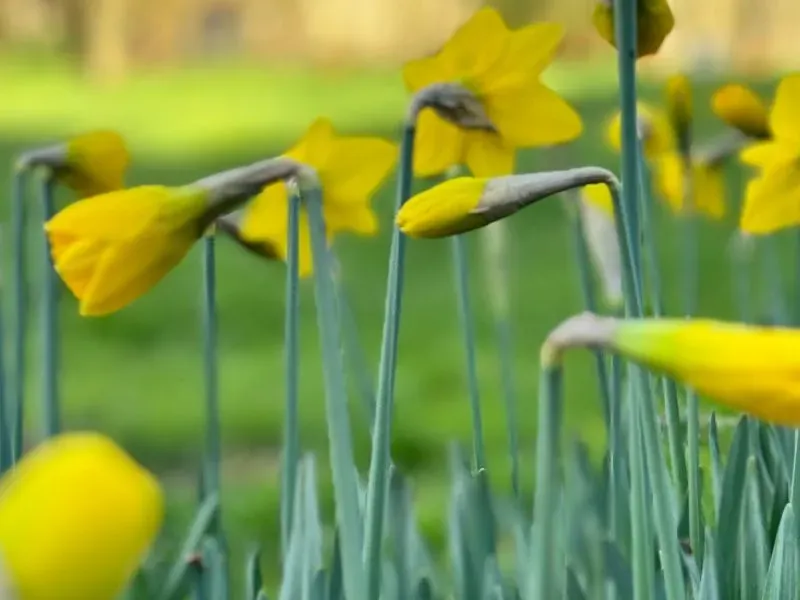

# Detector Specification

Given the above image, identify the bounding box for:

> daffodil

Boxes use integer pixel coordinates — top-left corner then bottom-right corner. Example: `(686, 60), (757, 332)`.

(18, 130), (130, 198)
(606, 103), (726, 219)
(737, 74), (800, 234)
(545, 311), (800, 426)
(403, 7), (582, 178)
(397, 168), (612, 238)
(592, 0), (674, 58)
(0, 432), (163, 600)
(45, 185), (210, 316)
(239, 118), (396, 277)
(711, 83), (771, 140)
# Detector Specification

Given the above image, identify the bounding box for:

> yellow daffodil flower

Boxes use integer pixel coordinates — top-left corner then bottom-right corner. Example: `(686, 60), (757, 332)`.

(0, 432), (163, 600)
(652, 153), (726, 218)
(737, 74), (800, 234)
(711, 84), (771, 140)
(19, 130), (130, 198)
(546, 311), (800, 426)
(240, 118), (397, 277)
(592, 0), (674, 58)
(403, 7), (582, 178)
(45, 185), (210, 316)
(607, 103), (675, 158)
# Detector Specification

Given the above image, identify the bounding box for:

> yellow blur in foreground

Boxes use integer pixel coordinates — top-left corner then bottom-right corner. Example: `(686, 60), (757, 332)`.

(613, 319), (800, 426)
(45, 185), (209, 316)
(0, 432), (163, 600)
(404, 7), (582, 177)
(592, 0), (674, 58)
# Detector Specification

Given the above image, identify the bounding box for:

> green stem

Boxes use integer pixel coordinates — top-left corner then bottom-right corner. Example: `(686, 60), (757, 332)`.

(495, 317), (520, 499)
(280, 191), (301, 561)
(450, 234), (485, 470)
(0, 195), (9, 473)
(363, 123), (415, 600)
(41, 174), (60, 438)
(305, 184), (366, 600)
(11, 168), (27, 462)
(530, 362), (563, 600)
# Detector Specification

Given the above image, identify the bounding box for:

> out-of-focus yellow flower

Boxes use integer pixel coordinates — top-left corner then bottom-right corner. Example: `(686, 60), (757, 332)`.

(592, 0), (674, 58)
(711, 84), (771, 140)
(606, 103), (675, 158)
(0, 432), (163, 600)
(19, 131), (130, 198)
(403, 7), (582, 178)
(45, 185), (209, 316)
(653, 153), (726, 218)
(240, 118), (396, 277)
(737, 74), (800, 234)
(546, 311), (800, 425)
(665, 74), (692, 155)
(582, 183), (614, 216)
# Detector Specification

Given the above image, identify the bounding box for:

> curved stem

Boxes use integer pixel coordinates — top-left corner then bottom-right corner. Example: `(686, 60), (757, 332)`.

(41, 174), (59, 438)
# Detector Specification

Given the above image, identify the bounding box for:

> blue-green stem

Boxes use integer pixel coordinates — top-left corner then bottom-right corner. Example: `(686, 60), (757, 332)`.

(530, 362), (563, 600)
(636, 152), (687, 501)
(615, 1), (685, 597)
(279, 192), (301, 561)
(495, 317), (519, 499)
(11, 168), (27, 462)
(40, 174), (59, 438)
(304, 183), (366, 600)
(762, 235), (788, 325)
(363, 123), (414, 600)
(450, 233), (485, 471)
(570, 198), (612, 429)
(0, 214), (9, 474)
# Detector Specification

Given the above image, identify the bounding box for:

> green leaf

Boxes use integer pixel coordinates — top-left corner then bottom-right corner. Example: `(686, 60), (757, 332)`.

(708, 413), (723, 520)
(697, 529), (719, 600)
(326, 530), (343, 600)
(761, 504), (799, 600)
(159, 493), (220, 600)
(246, 548), (263, 600)
(739, 457), (769, 598)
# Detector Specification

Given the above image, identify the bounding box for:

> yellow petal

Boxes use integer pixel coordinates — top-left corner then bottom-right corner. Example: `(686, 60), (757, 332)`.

(0, 432), (163, 599)
(606, 103), (675, 157)
(654, 153), (726, 219)
(768, 73), (800, 144)
(439, 7), (508, 83)
(412, 107), (466, 177)
(476, 22), (565, 94)
(403, 55), (453, 93)
(739, 140), (798, 170)
(485, 82), (582, 147)
(52, 238), (109, 298)
(612, 318), (800, 426)
(464, 131), (515, 177)
(322, 135), (397, 212)
(396, 177), (487, 238)
(285, 117), (336, 167)
(693, 162), (726, 219)
(79, 226), (197, 316)
(739, 163), (800, 235)
(45, 186), (207, 242)
(582, 183), (614, 216)
(711, 84), (770, 139)
(61, 130), (130, 198)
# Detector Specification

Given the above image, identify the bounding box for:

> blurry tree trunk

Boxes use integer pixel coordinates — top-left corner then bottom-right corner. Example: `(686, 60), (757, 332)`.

(84, 0), (129, 84)
(62, 0), (88, 61)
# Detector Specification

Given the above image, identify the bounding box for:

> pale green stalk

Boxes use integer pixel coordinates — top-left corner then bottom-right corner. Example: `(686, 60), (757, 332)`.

(10, 167), (27, 462)
(40, 173), (60, 438)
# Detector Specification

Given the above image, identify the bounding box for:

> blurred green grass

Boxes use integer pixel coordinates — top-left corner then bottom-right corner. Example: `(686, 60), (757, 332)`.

(3, 57), (790, 586)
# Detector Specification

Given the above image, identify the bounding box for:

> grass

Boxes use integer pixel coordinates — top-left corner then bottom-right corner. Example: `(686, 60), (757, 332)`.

(2, 55), (788, 587)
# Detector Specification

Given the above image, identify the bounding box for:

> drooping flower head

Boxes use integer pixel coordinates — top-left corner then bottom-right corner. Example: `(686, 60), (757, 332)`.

(545, 311), (800, 426)
(240, 117), (397, 277)
(711, 84), (771, 140)
(0, 432), (163, 599)
(403, 7), (582, 178)
(736, 74), (800, 234)
(18, 130), (130, 198)
(45, 185), (210, 316)
(592, 0), (675, 58)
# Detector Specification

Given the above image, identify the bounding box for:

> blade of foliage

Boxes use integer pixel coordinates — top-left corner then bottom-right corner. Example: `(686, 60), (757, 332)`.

(761, 504), (799, 600)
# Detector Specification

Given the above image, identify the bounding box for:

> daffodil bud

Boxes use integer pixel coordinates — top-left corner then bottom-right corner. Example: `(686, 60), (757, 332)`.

(592, 0), (675, 58)
(665, 74), (692, 159)
(0, 432), (163, 599)
(16, 131), (129, 198)
(544, 311), (800, 426)
(397, 167), (616, 238)
(711, 84), (771, 140)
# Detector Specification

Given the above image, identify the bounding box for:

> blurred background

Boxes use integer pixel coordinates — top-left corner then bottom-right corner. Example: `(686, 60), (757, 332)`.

(2, 0), (799, 587)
